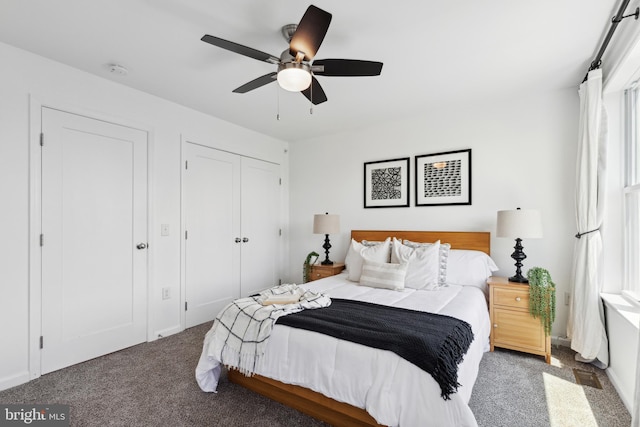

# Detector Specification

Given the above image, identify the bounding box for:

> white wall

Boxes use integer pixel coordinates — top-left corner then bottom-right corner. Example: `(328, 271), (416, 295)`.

(288, 89), (580, 338)
(0, 41), (289, 390)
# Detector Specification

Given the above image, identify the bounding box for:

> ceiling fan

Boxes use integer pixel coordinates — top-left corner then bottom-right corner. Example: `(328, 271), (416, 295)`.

(201, 4), (383, 105)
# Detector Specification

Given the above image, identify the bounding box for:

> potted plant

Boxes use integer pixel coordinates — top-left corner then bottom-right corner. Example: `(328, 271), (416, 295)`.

(526, 267), (556, 336)
(302, 251), (319, 283)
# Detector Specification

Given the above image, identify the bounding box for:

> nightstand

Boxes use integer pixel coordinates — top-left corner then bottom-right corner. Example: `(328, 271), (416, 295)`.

(487, 276), (551, 364)
(308, 263), (345, 282)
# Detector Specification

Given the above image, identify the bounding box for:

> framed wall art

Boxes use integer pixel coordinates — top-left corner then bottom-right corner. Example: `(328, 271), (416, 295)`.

(363, 157), (410, 208)
(415, 149), (471, 206)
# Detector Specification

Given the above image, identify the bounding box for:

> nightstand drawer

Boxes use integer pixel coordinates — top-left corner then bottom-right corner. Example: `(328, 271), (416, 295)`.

(493, 308), (546, 351)
(308, 263), (345, 282)
(492, 286), (530, 309)
(312, 270), (334, 280)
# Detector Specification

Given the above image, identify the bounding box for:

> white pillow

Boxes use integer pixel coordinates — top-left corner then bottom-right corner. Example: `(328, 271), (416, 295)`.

(345, 237), (391, 282)
(446, 249), (499, 292)
(391, 237), (441, 289)
(403, 239), (450, 285)
(359, 259), (407, 291)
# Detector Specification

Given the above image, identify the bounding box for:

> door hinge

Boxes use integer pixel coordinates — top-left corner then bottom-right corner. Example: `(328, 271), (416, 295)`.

(279, 279), (282, 285)
(279, 178), (282, 185)
(185, 230), (188, 240)
(185, 301), (188, 311)
(40, 336), (43, 349)
(279, 228), (282, 236)
(40, 133), (44, 147)
(185, 160), (188, 170)
(39, 234), (44, 247)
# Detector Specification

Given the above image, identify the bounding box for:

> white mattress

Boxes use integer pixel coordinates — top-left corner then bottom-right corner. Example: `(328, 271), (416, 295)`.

(196, 273), (490, 427)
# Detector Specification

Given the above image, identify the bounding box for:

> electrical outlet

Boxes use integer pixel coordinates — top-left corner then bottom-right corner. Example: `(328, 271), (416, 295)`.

(162, 287), (171, 300)
(564, 292), (570, 306)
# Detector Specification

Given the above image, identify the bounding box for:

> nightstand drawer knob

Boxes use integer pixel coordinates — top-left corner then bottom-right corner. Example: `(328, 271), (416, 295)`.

(493, 324), (498, 328)
(515, 297), (521, 302)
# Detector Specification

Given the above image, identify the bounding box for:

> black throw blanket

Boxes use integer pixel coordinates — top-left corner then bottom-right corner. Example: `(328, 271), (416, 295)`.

(276, 298), (474, 400)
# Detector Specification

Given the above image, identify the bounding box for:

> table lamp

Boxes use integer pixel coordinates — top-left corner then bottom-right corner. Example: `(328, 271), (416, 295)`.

(496, 208), (543, 283)
(313, 212), (340, 265)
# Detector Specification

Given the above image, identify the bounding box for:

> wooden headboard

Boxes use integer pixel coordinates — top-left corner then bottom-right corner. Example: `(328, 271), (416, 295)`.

(350, 230), (491, 255)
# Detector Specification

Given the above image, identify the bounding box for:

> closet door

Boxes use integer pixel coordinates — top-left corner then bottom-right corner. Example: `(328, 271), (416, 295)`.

(184, 143), (241, 328)
(41, 107), (148, 374)
(240, 157), (281, 297)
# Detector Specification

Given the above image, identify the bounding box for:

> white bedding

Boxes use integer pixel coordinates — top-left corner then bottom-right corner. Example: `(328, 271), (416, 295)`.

(196, 272), (491, 427)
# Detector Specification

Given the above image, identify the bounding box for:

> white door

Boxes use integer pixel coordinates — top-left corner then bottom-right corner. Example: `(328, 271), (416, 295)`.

(184, 143), (241, 328)
(240, 157), (281, 297)
(41, 107), (148, 374)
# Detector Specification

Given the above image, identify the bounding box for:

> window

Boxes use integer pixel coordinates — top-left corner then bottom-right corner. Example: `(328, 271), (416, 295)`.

(624, 87), (640, 301)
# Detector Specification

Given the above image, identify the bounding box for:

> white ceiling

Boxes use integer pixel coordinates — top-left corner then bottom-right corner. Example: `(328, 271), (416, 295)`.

(0, 0), (619, 142)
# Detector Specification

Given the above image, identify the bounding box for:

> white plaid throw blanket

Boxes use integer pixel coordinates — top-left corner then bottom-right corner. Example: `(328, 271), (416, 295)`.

(204, 284), (331, 376)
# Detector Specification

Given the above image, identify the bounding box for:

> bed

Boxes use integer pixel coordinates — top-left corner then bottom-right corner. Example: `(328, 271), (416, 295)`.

(196, 230), (495, 427)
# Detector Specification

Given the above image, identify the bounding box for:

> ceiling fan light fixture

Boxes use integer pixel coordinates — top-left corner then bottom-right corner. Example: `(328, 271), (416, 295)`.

(277, 62), (311, 92)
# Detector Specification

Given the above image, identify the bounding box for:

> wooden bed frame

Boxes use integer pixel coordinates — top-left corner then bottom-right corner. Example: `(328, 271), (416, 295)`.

(228, 230), (491, 427)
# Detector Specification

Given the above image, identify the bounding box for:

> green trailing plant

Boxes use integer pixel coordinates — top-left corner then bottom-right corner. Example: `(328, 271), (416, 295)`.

(526, 267), (556, 336)
(302, 251), (319, 283)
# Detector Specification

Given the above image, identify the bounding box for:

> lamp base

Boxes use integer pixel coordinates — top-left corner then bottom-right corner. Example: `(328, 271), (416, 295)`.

(509, 237), (529, 284)
(321, 234), (333, 265)
(508, 274), (529, 283)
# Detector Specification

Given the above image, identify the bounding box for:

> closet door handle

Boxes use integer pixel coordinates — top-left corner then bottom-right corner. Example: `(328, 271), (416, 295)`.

(235, 238), (241, 243)
(136, 243), (147, 250)
(242, 237), (249, 243)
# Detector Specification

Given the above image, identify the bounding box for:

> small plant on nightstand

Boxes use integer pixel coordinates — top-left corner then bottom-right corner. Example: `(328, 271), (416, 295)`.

(527, 267), (556, 336)
(302, 251), (319, 283)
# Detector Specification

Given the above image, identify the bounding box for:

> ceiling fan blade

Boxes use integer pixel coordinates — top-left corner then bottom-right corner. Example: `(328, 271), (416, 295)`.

(289, 5), (332, 62)
(232, 72), (277, 93)
(301, 76), (328, 105)
(201, 35), (280, 64)
(312, 59), (383, 76)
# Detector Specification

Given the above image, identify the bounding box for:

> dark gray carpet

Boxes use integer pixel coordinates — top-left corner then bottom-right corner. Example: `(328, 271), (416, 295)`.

(0, 323), (631, 426)
(469, 345), (631, 427)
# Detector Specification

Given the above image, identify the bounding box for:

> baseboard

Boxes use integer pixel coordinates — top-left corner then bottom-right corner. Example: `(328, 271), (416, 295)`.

(152, 325), (182, 341)
(0, 371), (30, 392)
(551, 336), (571, 347)
(606, 367), (633, 413)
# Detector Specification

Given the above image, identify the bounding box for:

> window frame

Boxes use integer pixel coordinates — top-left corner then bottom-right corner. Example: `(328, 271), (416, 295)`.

(623, 87), (640, 302)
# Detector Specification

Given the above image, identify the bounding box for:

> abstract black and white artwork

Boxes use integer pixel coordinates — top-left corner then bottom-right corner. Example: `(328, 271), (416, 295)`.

(415, 149), (471, 206)
(364, 157), (409, 208)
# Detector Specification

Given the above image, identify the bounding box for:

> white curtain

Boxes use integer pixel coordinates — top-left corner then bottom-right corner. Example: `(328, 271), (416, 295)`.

(567, 69), (609, 367)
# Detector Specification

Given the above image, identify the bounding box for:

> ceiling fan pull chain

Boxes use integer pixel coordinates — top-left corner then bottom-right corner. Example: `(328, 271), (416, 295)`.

(310, 82), (313, 115)
(277, 85), (281, 121)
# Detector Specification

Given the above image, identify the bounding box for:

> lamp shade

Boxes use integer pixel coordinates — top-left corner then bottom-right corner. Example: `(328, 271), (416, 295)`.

(496, 209), (543, 239)
(313, 214), (340, 234)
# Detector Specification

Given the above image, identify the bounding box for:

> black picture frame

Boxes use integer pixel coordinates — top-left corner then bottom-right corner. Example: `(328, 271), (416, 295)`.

(415, 149), (472, 206)
(363, 157), (410, 208)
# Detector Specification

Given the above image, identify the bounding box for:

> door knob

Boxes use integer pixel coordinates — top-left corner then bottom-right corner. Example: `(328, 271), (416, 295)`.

(242, 237), (249, 243)
(235, 238), (241, 243)
(136, 243), (147, 250)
